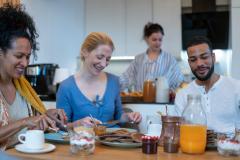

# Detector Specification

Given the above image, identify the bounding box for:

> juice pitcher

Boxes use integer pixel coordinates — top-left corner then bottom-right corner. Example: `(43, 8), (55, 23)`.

(159, 116), (181, 147)
(180, 94), (207, 154)
(156, 76), (169, 103)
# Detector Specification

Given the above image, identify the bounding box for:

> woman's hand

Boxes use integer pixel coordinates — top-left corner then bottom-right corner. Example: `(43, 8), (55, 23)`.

(23, 115), (57, 131)
(126, 112), (142, 123)
(46, 109), (68, 126)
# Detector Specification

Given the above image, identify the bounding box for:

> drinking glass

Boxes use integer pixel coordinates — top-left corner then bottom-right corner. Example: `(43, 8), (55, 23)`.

(235, 121), (240, 141)
(69, 125), (95, 156)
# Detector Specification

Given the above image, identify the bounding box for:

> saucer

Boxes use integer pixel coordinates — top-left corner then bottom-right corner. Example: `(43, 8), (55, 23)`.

(15, 143), (56, 154)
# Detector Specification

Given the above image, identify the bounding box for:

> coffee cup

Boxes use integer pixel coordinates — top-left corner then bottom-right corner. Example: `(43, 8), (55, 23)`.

(18, 130), (45, 150)
(147, 124), (162, 136)
(146, 115), (162, 136)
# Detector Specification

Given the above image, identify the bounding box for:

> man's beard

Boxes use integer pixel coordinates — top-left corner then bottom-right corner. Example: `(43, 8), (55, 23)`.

(192, 64), (214, 81)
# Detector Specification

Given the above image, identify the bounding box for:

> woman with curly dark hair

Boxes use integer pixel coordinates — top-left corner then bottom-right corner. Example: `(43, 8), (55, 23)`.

(0, 4), (67, 150)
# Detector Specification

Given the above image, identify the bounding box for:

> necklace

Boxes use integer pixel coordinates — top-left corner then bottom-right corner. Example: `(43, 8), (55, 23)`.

(0, 83), (16, 105)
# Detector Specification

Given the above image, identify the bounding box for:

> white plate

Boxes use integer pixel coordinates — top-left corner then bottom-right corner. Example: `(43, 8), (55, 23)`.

(105, 128), (137, 133)
(97, 128), (142, 148)
(98, 140), (142, 148)
(15, 143), (56, 154)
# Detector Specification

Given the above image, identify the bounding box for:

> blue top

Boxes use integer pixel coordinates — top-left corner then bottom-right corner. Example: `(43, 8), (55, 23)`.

(56, 73), (123, 123)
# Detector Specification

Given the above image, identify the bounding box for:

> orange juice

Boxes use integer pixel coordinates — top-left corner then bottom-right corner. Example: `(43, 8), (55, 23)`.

(180, 124), (207, 154)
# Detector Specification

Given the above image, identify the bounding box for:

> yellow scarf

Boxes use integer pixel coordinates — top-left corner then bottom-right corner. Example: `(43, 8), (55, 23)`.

(13, 76), (46, 114)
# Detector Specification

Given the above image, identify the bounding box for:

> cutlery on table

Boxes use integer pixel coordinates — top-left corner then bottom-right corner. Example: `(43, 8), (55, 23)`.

(89, 114), (98, 127)
(101, 120), (135, 126)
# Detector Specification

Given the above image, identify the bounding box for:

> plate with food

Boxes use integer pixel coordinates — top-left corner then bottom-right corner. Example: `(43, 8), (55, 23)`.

(45, 131), (69, 144)
(120, 91), (143, 103)
(97, 128), (144, 148)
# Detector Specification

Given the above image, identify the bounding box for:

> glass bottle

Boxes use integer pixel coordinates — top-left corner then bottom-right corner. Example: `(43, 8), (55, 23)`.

(143, 80), (156, 103)
(180, 94), (207, 154)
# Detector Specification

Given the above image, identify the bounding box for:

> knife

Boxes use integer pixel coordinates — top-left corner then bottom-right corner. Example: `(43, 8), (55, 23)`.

(101, 120), (121, 125)
(56, 121), (68, 132)
(101, 120), (135, 126)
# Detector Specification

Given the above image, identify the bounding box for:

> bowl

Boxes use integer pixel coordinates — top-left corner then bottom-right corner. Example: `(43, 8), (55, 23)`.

(217, 138), (240, 156)
(93, 125), (106, 136)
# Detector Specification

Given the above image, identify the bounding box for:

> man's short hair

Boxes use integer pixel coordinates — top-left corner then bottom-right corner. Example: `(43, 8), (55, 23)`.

(186, 36), (213, 52)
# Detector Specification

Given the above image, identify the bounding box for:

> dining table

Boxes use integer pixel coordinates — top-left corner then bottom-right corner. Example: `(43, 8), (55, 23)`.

(6, 142), (240, 160)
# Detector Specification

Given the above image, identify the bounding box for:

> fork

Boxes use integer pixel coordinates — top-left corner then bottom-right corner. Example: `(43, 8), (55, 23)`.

(89, 114), (98, 127)
(48, 127), (69, 137)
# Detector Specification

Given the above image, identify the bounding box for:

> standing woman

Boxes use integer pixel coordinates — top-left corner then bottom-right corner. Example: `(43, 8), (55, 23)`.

(120, 22), (184, 91)
(57, 32), (141, 126)
(0, 4), (66, 150)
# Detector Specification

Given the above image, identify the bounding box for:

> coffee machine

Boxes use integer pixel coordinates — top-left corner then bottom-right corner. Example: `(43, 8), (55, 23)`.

(25, 63), (59, 100)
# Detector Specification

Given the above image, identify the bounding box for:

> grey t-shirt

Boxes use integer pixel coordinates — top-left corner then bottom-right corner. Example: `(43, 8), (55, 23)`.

(7, 92), (29, 147)
(9, 91), (29, 121)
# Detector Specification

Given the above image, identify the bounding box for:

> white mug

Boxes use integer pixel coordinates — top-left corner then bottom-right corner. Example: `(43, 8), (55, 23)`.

(18, 130), (45, 150)
(146, 115), (162, 136)
(147, 124), (162, 136)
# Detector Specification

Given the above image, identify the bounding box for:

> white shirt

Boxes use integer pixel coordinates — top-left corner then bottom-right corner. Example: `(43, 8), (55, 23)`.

(175, 76), (240, 134)
(120, 50), (184, 91)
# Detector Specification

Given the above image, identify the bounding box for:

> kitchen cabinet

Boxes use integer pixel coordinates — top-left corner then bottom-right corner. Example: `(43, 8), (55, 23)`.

(232, 0), (240, 7)
(153, 0), (182, 58)
(125, 0), (152, 56)
(231, 1), (240, 79)
(86, 0), (126, 56)
(86, 0), (182, 58)
(86, 0), (152, 57)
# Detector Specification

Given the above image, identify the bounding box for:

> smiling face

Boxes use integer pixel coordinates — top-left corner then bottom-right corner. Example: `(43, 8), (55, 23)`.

(145, 32), (163, 52)
(83, 44), (112, 76)
(0, 37), (32, 79)
(187, 43), (215, 81)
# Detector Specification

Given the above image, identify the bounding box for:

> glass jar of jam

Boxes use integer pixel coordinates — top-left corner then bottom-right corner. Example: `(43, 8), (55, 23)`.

(142, 136), (159, 154)
(143, 80), (156, 103)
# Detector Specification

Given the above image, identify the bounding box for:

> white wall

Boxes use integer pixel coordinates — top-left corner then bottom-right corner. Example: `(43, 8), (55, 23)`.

(22, 0), (85, 73)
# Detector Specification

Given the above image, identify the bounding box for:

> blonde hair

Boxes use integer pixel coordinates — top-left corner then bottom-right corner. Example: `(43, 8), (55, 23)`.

(80, 32), (114, 60)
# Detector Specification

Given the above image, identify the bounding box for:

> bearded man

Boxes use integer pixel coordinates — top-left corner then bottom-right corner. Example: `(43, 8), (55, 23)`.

(175, 36), (240, 134)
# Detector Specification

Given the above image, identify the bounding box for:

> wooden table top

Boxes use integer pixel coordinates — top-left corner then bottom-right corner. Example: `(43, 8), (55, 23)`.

(6, 143), (240, 160)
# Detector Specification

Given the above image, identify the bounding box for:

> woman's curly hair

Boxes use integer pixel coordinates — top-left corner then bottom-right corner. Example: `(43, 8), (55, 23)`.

(0, 3), (39, 58)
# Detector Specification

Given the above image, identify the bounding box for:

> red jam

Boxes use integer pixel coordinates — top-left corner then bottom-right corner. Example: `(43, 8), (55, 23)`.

(142, 136), (159, 154)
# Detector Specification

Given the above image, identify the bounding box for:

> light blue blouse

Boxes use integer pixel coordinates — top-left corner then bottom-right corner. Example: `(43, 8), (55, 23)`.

(56, 73), (123, 123)
(120, 50), (184, 91)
